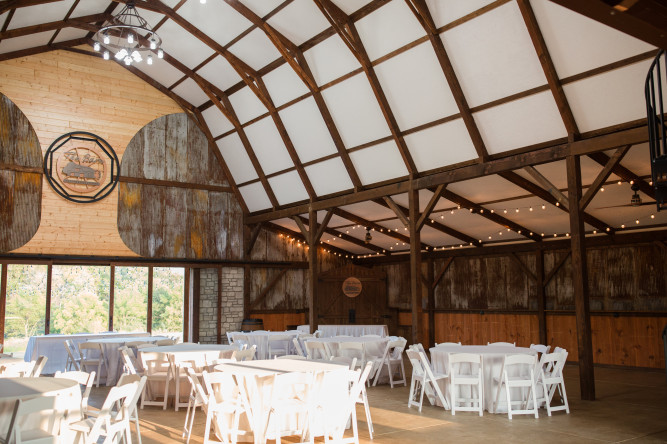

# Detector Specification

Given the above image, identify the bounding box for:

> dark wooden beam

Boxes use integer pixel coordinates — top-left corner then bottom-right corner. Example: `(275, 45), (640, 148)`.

(0, 13), (109, 40)
(262, 222), (353, 258)
(147, 266), (153, 334)
(523, 166), (570, 209)
(587, 151), (655, 200)
(244, 223), (263, 258)
(332, 207), (428, 249)
(0, 264), (6, 347)
(0, 0), (61, 15)
(308, 207), (318, 333)
(108, 265), (115, 331)
(566, 154), (595, 400)
(45, 264), (52, 335)
(416, 184), (444, 230)
(509, 252), (536, 281)
(580, 145), (631, 211)
(432, 257), (454, 290)
(217, 267), (223, 343)
(544, 251), (571, 285)
(315, 209), (334, 243)
(0, 37), (88, 62)
(246, 125), (649, 224)
(382, 196), (410, 227)
(408, 188), (424, 345)
(427, 257), (435, 347)
(535, 250), (547, 345)
(297, 216), (388, 255)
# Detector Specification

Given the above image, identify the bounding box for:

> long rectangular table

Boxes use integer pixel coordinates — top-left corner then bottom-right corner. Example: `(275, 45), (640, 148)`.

(24, 332), (151, 374)
(317, 325), (388, 338)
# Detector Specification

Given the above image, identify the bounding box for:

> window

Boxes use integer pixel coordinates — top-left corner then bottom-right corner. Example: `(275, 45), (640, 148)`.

(113, 267), (148, 332)
(152, 267), (184, 337)
(51, 265), (110, 335)
(4, 264), (48, 359)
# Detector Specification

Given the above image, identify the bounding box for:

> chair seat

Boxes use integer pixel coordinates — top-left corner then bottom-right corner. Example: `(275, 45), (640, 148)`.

(69, 418), (95, 433)
(21, 429), (57, 442)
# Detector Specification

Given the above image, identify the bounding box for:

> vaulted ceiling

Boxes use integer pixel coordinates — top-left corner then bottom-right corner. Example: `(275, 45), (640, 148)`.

(1, 0), (666, 258)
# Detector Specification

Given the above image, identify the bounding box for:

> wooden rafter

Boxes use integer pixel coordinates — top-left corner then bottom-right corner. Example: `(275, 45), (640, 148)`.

(432, 257), (454, 289)
(523, 166), (570, 209)
(440, 188), (542, 242)
(0, 13), (108, 40)
(0, 0), (61, 15)
(48, 0), (81, 46)
(0, 37), (88, 62)
(296, 216), (388, 255)
(262, 222), (352, 257)
(416, 184), (444, 230)
(580, 145), (631, 211)
(508, 252), (536, 281)
(315, 209), (334, 243)
(313, 0), (418, 177)
(382, 196), (410, 227)
(244, 223), (263, 257)
(249, 268), (288, 311)
(587, 152), (655, 200)
(405, 0), (489, 161)
(517, 0), (579, 141)
(499, 171), (614, 234)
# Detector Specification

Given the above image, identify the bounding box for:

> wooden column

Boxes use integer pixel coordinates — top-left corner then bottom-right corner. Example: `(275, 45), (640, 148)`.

(45, 264), (52, 335)
(535, 250), (547, 345)
(217, 267), (223, 344)
(408, 188), (423, 345)
(427, 257), (435, 347)
(192, 268), (200, 344)
(147, 266), (153, 334)
(184, 267), (191, 342)
(308, 207), (318, 334)
(0, 264), (6, 349)
(566, 155), (595, 400)
(108, 265), (115, 332)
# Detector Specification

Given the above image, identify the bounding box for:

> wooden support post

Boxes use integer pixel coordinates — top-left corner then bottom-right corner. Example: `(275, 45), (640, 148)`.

(192, 268), (200, 344)
(0, 264), (6, 349)
(108, 265), (115, 332)
(566, 155), (595, 401)
(184, 267), (191, 342)
(308, 207), (318, 333)
(45, 264), (52, 335)
(409, 188), (423, 345)
(427, 257), (435, 348)
(535, 250), (547, 345)
(147, 266), (153, 334)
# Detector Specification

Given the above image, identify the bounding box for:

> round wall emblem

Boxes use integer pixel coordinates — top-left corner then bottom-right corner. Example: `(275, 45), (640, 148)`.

(44, 132), (119, 203)
(342, 277), (362, 298)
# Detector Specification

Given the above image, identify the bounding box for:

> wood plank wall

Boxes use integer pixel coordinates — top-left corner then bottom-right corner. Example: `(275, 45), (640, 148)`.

(0, 50), (182, 256)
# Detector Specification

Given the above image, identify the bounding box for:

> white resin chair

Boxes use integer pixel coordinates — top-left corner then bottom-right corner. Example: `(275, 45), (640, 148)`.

(408, 343), (433, 371)
(233, 345), (256, 361)
(119, 346), (142, 376)
(183, 367), (206, 444)
(201, 370), (247, 444)
(117, 374), (148, 444)
(406, 350), (449, 412)
(435, 342), (462, 347)
(64, 339), (82, 371)
(292, 338), (306, 357)
(536, 351), (570, 415)
(304, 341), (331, 360)
(530, 344), (551, 355)
(493, 354), (539, 419)
(140, 352), (173, 410)
(265, 372), (315, 444)
(28, 355), (48, 377)
(338, 342), (365, 369)
(1, 396), (60, 444)
(449, 353), (484, 416)
(171, 354), (206, 412)
(488, 342), (516, 347)
(54, 370), (95, 418)
(267, 335), (291, 358)
(372, 338), (407, 388)
(79, 342), (106, 387)
(330, 356), (357, 369)
(230, 334), (249, 349)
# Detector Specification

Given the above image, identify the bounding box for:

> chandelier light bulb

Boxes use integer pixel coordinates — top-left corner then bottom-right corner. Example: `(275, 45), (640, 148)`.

(651, 214), (655, 219)
(200, 0), (206, 3)
(147, 55), (153, 65)
(127, 33), (134, 44)
(103, 34), (110, 44)
(115, 49), (127, 60)
(150, 40), (157, 50)
(131, 50), (142, 62)
(93, 42), (100, 51)
(124, 55), (132, 66)
(103, 50), (110, 60)
(158, 49), (164, 59)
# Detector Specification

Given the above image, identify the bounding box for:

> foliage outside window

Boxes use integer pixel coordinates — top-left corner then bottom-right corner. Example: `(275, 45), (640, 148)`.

(4, 264), (47, 358)
(113, 267), (148, 332)
(152, 267), (184, 338)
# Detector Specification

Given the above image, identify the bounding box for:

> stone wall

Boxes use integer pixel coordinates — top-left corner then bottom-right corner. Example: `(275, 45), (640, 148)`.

(198, 267), (244, 343)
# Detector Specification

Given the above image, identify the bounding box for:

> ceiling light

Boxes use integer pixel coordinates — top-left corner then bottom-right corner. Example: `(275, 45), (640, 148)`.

(94, 0), (162, 67)
(365, 227), (372, 244)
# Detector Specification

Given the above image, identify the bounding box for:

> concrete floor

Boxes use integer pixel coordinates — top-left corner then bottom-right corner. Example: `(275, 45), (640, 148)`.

(89, 365), (667, 443)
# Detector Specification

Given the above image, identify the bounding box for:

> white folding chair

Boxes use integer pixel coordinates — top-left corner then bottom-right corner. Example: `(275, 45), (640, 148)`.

(156, 339), (177, 346)
(292, 338), (306, 357)
(119, 346), (142, 376)
(338, 342), (365, 369)
(530, 344), (551, 355)
(79, 342), (106, 387)
(1, 396), (60, 444)
(201, 370), (247, 444)
(233, 345), (256, 361)
(267, 335), (291, 358)
(406, 350), (449, 412)
(54, 370), (96, 418)
(304, 341), (331, 360)
(536, 351), (570, 416)
(64, 339), (82, 371)
(493, 354), (539, 419)
(28, 355), (48, 377)
(265, 371), (315, 444)
(230, 333), (249, 349)
(0, 361), (33, 378)
(449, 353), (484, 416)
(330, 356), (357, 369)
(183, 367), (205, 444)
(171, 353), (206, 412)
(117, 374), (148, 444)
(435, 342), (462, 347)
(372, 338), (407, 388)
(488, 342), (516, 347)
(139, 352), (173, 410)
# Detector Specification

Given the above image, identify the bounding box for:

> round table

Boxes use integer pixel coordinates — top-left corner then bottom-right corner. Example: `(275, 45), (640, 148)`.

(0, 377), (81, 442)
(0, 357), (27, 376)
(429, 345), (537, 413)
(306, 337), (387, 360)
(215, 359), (349, 444)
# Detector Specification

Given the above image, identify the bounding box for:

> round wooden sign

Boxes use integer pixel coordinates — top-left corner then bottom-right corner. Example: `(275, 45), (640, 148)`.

(342, 277), (362, 298)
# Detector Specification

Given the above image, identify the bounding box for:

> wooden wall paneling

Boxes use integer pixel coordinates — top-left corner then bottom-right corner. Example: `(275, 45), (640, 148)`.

(186, 189), (209, 259)
(544, 250), (574, 310)
(536, 250), (547, 344)
(140, 185), (165, 258)
(0, 264), (6, 347)
(117, 182), (142, 255)
(546, 314), (578, 361)
(143, 118), (166, 181)
(166, 114), (188, 183)
(386, 262), (410, 309)
(250, 312), (307, 332)
(208, 192), (227, 259)
(163, 187), (187, 258)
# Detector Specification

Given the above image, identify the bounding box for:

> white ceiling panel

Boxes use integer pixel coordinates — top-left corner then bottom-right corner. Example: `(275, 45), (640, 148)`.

(201, 106), (235, 138)
(239, 182), (272, 212)
(349, 140), (409, 185)
(331, 0), (373, 15)
(134, 56), (184, 89)
(278, 97), (338, 163)
(158, 20), (215, 69)
(217, 133), (258, 184)
(197, 56), (242, 92)
(513, 156), (608, 191)
(306, 158), (354, 196)
(228, 86), (268, 124)
(486, 196), (579, 236)
(474, 90), (567, 155)
(268, 0), (331, 46)
(178, 0), (252, 47)
(7, 1), (74, 29)
(171, 78), (209, 107)
(239, 0), (285, 18)
(442, 1), (547, 107)
(426, 0), (496, 28)
(244, 117), (294, 175)
(303, 34), (361, 86)
(340, 201), (398, 221)
(0, 32), (53, 54)
(268, 171), (310, 205)
(448, 175), (528, 203)
(356, 0), (425, 61)
(322, 73), (391, 148)
(375, 41), (458, 130)
(405, 119), (478, 172)
(319, 213), (349, 227)
(565, 59), (660, 133)
(390, 190), (454, 213)
(71, 0), (110, 18)
(618, 143), (651, 178)
(229, 28), (281, 71)
(529, 0), (655, 79)
(435, 210), (525, 243)
(263, 63), (310, 108)
(51, 28), (88, 44)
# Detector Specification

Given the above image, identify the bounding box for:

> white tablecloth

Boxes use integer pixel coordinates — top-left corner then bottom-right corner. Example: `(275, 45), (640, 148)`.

(228, 331), (301, 360)
(86, 336), (170, 386)
(0, 357), (26, 375)
(0, 377), (81, 443)
(296, 325), (310, 333)
(306, 337), (388, 361)
(25, 332), (151, 374)
(317, 325), (388, 338)
(215, 359), (349, 444)
(429, 345), (537, 413)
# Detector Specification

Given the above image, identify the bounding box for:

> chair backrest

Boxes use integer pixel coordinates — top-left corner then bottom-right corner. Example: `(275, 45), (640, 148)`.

(65, 339), (81, 360)
(54, 370), (95, 413)
(231, 333), (249, 347)
(553, 346), (566, 354)
(313, 330), (322, 338)
(13, 396), (59, 442)
(405, 350), (425, 378)
(449, 352), (482, 378)
(305, 341), (331, 360)
(119, 346), (138, 374)
(292, 338), (305, 357)
(488, 341), (515, 347)
(503, 353), (537, 380)
(79, 341), (103, 359)
(156, 339), (176, 346)
(202, 370), (240, 405)
(85, 382), (138, 442)
(539, 350), (567, 377)
(234, 345), (256, 361)
(2, 399), (19, 443)
(339, 341), (364, 360)
(140, 351), (171, 375)
(330, 356), (357, 369)
(117, 374), (147, 415)
(435, 342), (462, 346)
(530, 344), (551, 354)
(28, 355), (48, 377)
